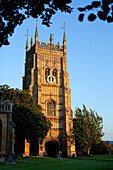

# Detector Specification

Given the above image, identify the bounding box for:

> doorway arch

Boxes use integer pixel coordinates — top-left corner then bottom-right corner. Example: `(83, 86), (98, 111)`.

(45, 140), (58, 157)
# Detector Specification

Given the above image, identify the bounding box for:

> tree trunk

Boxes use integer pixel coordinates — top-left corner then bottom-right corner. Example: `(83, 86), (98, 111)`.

(87, 147), (90, 156)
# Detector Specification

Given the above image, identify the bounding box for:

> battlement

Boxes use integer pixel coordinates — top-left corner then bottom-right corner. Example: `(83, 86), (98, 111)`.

(37, 42), (63, 51)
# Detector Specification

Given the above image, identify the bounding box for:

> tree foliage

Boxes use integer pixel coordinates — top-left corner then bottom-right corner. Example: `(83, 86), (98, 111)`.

(0, 0), (72, 47)
(78, 1), (113, 23)
(0, 85), (51, 153)
(90, 141), (107, 155)
(73, 105), (104, 156)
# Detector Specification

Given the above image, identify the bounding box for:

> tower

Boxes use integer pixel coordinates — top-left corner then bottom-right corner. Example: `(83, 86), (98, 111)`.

(23, 26), (75, 157)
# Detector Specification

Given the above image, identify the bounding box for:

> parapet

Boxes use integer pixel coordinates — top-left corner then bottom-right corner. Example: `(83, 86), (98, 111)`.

(0, 101), (13, 113)
(37, 42), (63, 51)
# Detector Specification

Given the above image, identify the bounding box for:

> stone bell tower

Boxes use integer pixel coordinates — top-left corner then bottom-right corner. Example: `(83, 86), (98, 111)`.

(23, 26), (75, 157)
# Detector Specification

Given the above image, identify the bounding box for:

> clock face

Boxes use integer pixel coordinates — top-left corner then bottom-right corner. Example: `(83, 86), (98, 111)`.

(47, 75), (55, 84)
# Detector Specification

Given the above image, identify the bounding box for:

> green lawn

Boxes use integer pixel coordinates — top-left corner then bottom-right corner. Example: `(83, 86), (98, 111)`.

(0, 156), (113, 170)
(77, 154), (113, 161)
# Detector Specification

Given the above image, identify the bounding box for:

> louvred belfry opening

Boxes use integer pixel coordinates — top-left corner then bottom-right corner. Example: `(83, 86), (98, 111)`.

(53, 69), (57, 83)
(45, 68), (50, 82)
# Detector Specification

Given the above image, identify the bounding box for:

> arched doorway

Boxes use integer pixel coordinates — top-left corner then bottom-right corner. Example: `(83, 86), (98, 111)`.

(45, 141), (58, 157)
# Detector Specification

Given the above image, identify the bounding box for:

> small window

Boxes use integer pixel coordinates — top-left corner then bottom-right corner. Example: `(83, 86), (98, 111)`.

(5, 105), (7, 110)
(2, 105), (4, 110)
(47, 101), (55, 116)
(8, 105), (10, 110)
(45, 68), (50, 82)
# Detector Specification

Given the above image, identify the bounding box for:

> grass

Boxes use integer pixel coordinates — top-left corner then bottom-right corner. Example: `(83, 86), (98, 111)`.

(0, 155), (113, 170)
(76, 154), (113, 161)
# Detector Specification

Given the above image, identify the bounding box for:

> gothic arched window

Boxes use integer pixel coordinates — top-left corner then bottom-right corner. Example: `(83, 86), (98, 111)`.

(47, 101), (55, 116)
(52, 69), (57, 83)
(0, 119), (2, 152)
(45, 68), (50, 82)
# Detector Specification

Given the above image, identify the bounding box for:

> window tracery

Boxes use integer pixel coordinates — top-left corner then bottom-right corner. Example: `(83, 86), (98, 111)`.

(47, 101), (55, 116)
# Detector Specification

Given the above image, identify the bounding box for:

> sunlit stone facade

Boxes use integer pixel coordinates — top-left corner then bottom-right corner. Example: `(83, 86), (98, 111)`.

(23, 27), (75, 157)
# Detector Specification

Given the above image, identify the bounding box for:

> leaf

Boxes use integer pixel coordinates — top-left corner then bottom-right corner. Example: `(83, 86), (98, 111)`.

(88, 13), (97, 21)
(107, 16), (113, 23)
(78, 13), (85, 22)
(85, 5), (93, 10)
(97, 10), (107, 21)
(78, 7), (85, 12)
(92, 1), (101, 8)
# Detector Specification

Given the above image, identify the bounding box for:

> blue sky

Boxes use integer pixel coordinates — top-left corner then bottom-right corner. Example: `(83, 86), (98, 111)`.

(0, 1), (113, 141)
